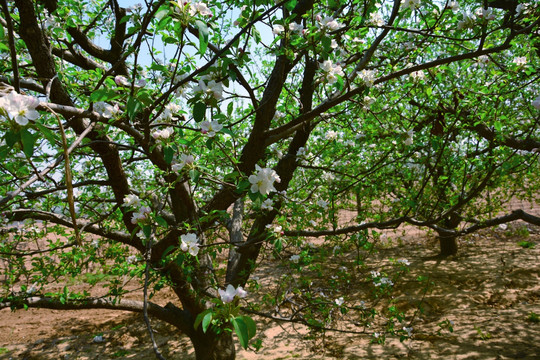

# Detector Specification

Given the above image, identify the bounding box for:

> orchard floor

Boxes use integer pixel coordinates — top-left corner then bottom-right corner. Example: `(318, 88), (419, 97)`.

(1, 223), (539, 360)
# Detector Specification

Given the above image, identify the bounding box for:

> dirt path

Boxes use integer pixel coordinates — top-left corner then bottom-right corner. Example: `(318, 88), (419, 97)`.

(1, 222), (539, 359)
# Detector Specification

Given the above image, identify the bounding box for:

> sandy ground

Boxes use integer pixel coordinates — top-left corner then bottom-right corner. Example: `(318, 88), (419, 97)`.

(1, 221), (539, 359)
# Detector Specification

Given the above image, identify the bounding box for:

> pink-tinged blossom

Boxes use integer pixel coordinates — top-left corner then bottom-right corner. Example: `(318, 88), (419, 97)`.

(409, 70), (425, 81)
(152, 127), (174, 140)
(513, 56), (527, 66)
(236, 286), (247, 298)
(272, 24), (285, 35)
(249, 165), (281, 195)
(218, 284), (247, 303)
(319, 16), (342, 31)
(475, 7), (495, 21)
(0, 91), (40, 126)
(319, 60), (344, 84)
(131, 206), (151, 224)
(180, 233), (199, 256)
(200, 120), (223, 137)
(114, 75), (130, 87)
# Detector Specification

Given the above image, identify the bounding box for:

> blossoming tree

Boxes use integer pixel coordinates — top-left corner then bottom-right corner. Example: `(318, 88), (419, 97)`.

(0, 0), (539, 359)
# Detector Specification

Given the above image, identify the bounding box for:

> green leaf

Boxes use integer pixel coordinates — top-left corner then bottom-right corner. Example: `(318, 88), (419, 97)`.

(194, 309), (212, 330)
(127, 96), (143, 121)
(232, 316), (249, 349)
(155, 216), (168, 228)
(90, 88), (119, 102)
(202, 312), (213, 333)
(240, 316), (256, 339)
(195, 20), (209, 55)
(20, 129), (35, 157)
(142, 224), (152, 239)
(322, 36), (332, 53)
(163, 146), (175, 164)
(155, 7), (169, 21)
(285, 0), (297, 11)
(5, 130), (20, 148)
(34, 121), (57, 145)
(193, 101), (206, 122)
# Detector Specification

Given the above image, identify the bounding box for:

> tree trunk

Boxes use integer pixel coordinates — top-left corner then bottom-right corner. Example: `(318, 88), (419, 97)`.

(438, 235), (458, 256)
(438, 213), (461, 256)
(191, 328), (236, 360)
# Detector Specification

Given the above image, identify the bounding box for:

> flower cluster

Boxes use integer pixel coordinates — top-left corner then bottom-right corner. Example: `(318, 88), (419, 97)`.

(94, 101), (119, 118)
(0, 91), (40, 126)
(317, 15), (342, 31)
(402, 0), (421, 11)
(152, 127), (174, 140)
(176, 1), (212, 17)
(358, 69), (376, 87)
(193, 78), (223, 100)
(180, 233), (200, 256)
(171, 153), (195, 173)
(249, 165), (281, 195)
(319, 60), (344, 84)
(200, 120), (223, 137)
(218, 284), (247, 303)
(131, 206), (151, 224)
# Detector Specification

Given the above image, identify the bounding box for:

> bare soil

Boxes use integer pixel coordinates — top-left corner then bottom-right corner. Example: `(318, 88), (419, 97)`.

(1, 221), (539, 359)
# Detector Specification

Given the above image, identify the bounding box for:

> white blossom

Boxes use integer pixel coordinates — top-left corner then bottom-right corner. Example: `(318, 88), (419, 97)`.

(368, 12), (384, 27)
(123, 194), (141, 207)
(404, 130), (414, 146)
(513, 56), (527, 66)
(397, 258), (410, 266)
(289, 22), (303, 33)
(457, 11), (476, 30)
(218, 284), (247, 303)
(317, 199), (329, 210)
(131, 206), (151, 224)
(447, 1), (459, 12)
(193, 80), (223, 99)
(358, 69), (376, 87)
(200, 120), (223, 137)
(152, 127), (174, 140)
(402, 0), (421, 11)
(261, 198), (274, 211)
(319, 60), (344, 84)
(249, 165), (281, 195)
(335, 297), (344, 306)
(325, 130), (338, 140)
(171, 153), (195, 173)
(0, 91), (40, 126)
(290, 254), (301, 263)
(475, 7), (495, 21)
(127, 255), (137, 264)
(180, 233), (200, 256)
(93, 101), (119, 118)
(272, 24), (285, 35)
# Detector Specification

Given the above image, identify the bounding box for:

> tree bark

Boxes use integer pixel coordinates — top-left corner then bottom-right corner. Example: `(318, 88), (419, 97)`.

(191, 328), (235, 360)
(438, 235), (458, 256)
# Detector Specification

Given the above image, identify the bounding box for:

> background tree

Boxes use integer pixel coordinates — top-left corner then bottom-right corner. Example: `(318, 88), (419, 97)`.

(0, 0), (539, 359)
